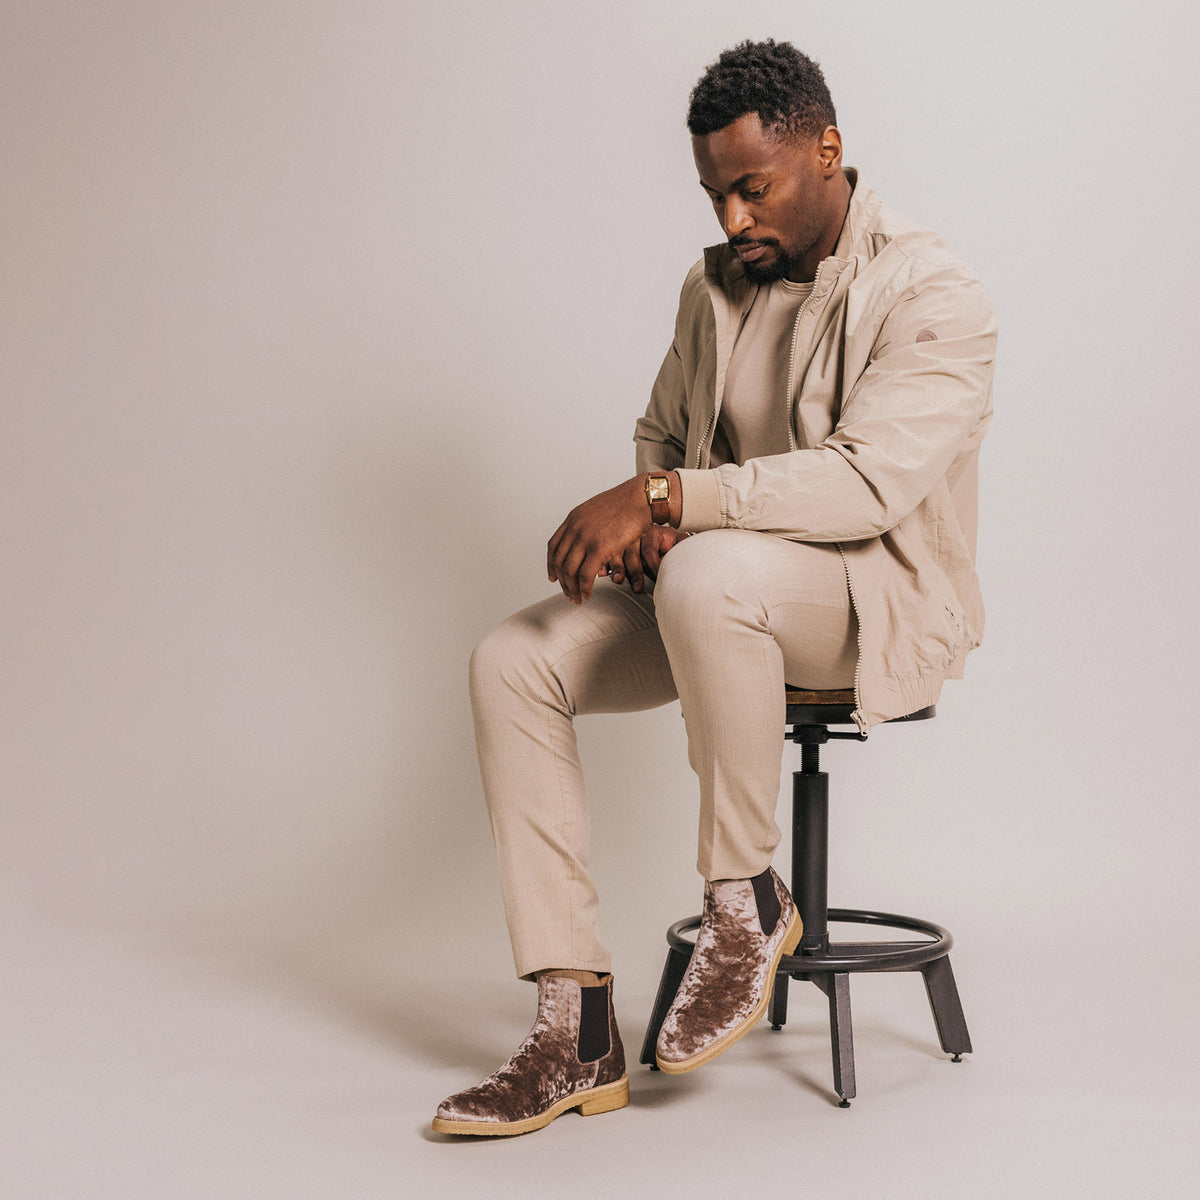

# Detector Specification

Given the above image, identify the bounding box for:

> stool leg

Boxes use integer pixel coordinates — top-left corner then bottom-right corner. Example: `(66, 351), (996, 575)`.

(639, 943), (692, 1067)
(921, 954), (973, 1059)
(812, 972), (856, 1106)
(768, 969), (789, 1030)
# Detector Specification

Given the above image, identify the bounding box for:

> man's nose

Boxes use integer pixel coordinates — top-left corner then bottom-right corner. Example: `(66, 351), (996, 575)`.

(722, 198), (753, 239)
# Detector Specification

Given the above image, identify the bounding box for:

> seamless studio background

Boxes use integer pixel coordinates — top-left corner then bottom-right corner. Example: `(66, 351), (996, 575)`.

(3, 2), (1197, 1196)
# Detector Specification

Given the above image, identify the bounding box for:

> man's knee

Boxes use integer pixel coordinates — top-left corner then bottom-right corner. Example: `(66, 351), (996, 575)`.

(469, 615), (544, 709)
(654, 530), (765, 630)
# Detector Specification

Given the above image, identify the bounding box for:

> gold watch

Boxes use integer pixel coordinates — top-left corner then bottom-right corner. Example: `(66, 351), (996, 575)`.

(644, 473), (671, 525)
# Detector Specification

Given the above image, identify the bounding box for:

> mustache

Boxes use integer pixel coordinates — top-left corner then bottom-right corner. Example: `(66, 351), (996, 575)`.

(729, 235), (780, 249)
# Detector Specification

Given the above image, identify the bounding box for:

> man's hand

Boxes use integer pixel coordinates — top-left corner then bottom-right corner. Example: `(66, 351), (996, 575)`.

(550, 475), (675, 604)
(608, 526), (688, 593)
(548, 476), (651, 603)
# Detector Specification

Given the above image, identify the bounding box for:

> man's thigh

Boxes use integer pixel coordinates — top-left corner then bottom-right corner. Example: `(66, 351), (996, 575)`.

(655, 530), (856, 690)
(474, 581), (679, 716)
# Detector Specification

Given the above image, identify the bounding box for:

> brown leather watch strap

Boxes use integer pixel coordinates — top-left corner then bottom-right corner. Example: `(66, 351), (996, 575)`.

(645, 472), (671, 525)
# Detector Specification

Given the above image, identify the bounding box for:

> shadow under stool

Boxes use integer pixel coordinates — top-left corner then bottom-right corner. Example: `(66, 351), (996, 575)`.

(640, 688), (972, 1107)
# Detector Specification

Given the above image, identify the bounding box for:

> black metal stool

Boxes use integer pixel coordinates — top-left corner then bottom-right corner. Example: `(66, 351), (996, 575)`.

(639, 688), (972, 1106)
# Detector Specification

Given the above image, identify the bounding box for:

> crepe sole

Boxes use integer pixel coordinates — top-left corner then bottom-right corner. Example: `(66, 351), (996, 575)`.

(432, 1075), (629, 1137)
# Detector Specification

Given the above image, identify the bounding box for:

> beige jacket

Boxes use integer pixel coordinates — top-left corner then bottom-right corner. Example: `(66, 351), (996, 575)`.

(634, 171), (997, 731)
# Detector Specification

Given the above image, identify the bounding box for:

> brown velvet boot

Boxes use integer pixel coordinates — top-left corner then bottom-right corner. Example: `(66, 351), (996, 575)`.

(655, 866), (801, 1073)
(432, 975), (628, 1136)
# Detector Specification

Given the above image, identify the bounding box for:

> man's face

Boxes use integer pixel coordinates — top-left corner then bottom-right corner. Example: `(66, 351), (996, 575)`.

(691, 112), (841, 285)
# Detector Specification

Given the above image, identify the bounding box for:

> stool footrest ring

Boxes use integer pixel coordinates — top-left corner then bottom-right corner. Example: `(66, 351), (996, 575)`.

(665, 907), (954, 974)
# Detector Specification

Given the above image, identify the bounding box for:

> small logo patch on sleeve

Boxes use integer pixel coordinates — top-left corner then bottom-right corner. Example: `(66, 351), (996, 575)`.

(916, 329), (937, 343)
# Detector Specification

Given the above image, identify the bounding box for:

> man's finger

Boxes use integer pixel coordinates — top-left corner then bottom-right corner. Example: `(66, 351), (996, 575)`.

(560, 543), (589, 604)
(578, 548), (609, 601)
(547, 521), (569, 582)
(551, 528), (583, 596)
(623, 545), (645, 592)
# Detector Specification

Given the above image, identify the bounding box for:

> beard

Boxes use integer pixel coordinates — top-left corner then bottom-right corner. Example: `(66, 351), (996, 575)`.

(730, 236), (803, 284)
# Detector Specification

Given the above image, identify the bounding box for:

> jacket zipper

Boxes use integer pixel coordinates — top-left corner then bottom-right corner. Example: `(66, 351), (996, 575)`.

(694, 410), (716, 468)
(783, 260), (827, 454)
(694, 287), (759, 468)
(790, 263), (865, 732)
(837, 543), (868, 735)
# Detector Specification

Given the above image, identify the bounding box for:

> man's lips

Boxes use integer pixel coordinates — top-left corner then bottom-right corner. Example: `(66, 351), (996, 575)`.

(732, 241), (772, 263)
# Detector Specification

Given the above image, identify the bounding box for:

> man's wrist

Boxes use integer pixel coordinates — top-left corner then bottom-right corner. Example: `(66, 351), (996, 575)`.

(641, 471), (682, 527)
(643, 472), (671, 524)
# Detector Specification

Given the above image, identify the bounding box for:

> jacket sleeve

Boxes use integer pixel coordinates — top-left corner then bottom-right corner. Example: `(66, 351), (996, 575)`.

(634, 261), (710, 474)
(676, 268), (997, 541)
(634, 338), (688, 473)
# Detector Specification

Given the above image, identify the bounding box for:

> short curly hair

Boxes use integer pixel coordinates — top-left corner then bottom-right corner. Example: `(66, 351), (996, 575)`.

(687, 39), (837, 142)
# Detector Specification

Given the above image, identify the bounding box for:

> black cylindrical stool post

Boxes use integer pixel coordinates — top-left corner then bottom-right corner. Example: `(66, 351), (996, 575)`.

(793, 739), (830, 953)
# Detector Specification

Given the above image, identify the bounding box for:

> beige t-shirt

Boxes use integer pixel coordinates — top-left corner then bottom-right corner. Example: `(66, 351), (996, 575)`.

(710, 278), (814, 467)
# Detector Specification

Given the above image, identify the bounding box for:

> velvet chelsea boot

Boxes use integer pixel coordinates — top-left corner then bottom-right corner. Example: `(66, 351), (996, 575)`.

(656, 866), (802, 1073)
(433, 974), (628, 1136)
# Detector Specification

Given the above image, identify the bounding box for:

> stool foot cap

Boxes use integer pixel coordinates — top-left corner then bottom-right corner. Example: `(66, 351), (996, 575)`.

(771, 1024), (782, 1032)
(951, 1054), (963, 1063)
(838, 1099), (851, 1109)
(648, 1064), (660, 1072)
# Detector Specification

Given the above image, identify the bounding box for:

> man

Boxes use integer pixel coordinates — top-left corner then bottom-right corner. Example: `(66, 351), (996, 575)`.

(432, 39), (995, 1136)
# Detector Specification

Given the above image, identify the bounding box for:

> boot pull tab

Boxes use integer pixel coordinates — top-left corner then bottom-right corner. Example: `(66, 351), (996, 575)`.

(751, 868), (781, 937)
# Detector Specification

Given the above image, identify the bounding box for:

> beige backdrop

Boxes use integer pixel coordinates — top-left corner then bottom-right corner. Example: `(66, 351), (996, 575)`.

(3, 2), (1197, 1195)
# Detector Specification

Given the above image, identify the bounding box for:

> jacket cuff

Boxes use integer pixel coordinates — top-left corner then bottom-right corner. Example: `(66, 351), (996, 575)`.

(676, 469), (724, 533)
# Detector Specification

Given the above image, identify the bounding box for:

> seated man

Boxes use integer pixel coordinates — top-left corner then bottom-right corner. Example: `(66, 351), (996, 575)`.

(433, 38), (996, 1136)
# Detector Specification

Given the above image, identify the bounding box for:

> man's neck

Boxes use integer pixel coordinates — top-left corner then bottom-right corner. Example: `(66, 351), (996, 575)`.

(787, 173), (853, 283)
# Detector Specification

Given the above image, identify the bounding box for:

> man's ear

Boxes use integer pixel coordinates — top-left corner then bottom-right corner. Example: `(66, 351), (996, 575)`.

(817, 126), (843, 176)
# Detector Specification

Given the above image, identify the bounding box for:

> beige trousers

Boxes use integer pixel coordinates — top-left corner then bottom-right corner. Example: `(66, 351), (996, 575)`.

(469, 529), (856, 979)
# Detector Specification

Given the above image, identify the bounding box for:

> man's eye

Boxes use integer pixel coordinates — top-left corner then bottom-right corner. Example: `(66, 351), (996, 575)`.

(745, 188), (767, 201)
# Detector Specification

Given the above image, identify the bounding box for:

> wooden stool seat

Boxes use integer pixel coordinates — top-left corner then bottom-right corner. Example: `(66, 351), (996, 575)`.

(784, 687), (855, 705)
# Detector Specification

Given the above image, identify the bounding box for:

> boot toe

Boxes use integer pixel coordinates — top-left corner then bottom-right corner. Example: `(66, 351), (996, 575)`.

(435, 1095), (477, 1124)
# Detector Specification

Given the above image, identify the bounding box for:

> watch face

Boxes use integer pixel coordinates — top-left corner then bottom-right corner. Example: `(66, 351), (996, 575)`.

(647, 478), (670, 501)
